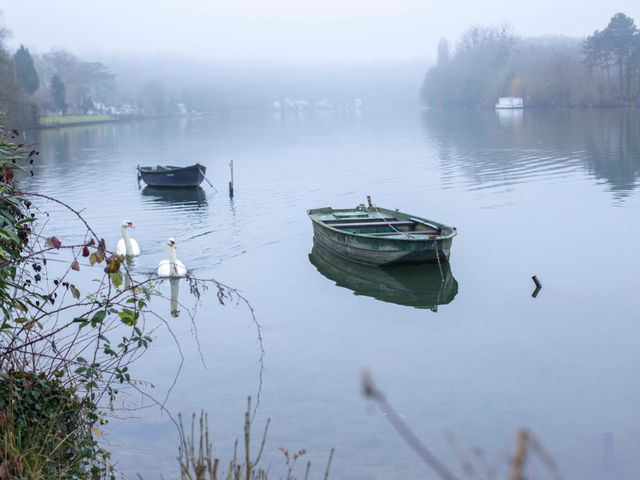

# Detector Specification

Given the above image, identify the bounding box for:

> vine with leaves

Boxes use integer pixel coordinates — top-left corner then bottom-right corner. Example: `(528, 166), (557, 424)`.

(0, 128), (264, 478)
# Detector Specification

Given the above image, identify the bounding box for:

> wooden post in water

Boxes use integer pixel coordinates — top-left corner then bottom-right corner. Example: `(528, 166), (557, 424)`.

(229, 159), (234, 198)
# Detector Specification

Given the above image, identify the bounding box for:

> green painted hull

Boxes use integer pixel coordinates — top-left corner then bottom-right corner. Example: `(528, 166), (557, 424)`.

(309, 240), (458, 310)
(307, 205), (457, 266)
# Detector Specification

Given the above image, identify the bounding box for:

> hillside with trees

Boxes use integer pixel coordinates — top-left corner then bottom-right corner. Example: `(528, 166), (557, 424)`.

(0, 13), (196, 128)
(0, 21), (120, 127)
(0, 10), (427, 128)
(421, 13), (640, 108)
(0, 24), (34, 126)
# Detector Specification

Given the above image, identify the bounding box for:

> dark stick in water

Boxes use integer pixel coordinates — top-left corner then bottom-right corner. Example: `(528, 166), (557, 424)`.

(531, 275), (542, 298)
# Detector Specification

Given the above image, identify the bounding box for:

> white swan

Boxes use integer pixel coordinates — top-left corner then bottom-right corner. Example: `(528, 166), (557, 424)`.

(157, 238), (187, 277)
(116, 220), (140, 256)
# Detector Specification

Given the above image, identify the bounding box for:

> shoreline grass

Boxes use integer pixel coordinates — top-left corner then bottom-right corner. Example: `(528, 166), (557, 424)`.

(39, 114), (118, 127)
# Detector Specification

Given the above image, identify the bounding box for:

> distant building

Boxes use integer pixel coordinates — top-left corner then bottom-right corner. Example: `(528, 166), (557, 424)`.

(269, 98), (362, 112)
(495, 97), (524, 109)
(295, 100), (309, 111)
(314, 99), (333, 110)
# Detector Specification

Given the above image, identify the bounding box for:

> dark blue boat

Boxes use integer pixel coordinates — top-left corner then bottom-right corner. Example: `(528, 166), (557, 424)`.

(137, 164), (206, 188)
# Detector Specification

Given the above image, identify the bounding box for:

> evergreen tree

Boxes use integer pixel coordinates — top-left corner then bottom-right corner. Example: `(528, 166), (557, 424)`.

(437, 38), (449, 69)
(81, 95), (94, 114)
(50, 74), (66, 113)
(0, 20), (34, 126)
(13, 45), (39, 95)
(585, 13), (639, 99)
(602, 13), (638, 98)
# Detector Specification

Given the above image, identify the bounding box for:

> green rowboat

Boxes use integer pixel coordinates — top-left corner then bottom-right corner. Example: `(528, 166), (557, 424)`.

(307, 204), (457, 266)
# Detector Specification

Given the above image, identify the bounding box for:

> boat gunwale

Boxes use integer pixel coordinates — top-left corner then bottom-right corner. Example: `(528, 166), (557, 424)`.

(137, 163), (206, 175)
(307, 206), (457, 242)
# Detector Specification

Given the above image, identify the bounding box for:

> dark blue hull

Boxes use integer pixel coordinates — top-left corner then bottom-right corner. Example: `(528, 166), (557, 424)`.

(137, 164), (206, 188)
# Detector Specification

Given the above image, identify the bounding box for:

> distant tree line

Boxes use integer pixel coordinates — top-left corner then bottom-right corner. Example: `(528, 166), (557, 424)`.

(0, 24), (35, 126)
(584, 13), (640, 101)
(0, 16), (119, 127)
(421, 13), (640, 108)
(0, 12), (200, 127)
(33, 48), (117, 114)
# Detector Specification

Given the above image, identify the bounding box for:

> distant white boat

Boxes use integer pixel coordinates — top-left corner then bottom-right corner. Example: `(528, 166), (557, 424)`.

(495, 97), (524, 109)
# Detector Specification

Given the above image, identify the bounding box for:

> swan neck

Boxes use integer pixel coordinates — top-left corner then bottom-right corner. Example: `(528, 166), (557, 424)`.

(168, 247), (178, 264)
(121, 226), (133, 254)
(168, 246), (180, 275)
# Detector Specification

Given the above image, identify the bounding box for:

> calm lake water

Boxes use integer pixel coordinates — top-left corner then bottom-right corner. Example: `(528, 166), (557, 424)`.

(24, 108), (640, 479)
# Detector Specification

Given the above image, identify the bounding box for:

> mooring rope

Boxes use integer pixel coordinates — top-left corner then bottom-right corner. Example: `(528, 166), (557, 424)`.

(369, 202), (414, 239)
(433, 237), (444, 283)
(369, 200), (445, 283)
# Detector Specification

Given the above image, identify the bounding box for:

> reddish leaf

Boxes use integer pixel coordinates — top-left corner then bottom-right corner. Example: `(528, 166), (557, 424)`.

(45, 236), (62, 249)
(82, 245), (90, 257)
(2, 165), (14, 182)
(71, 260), (80, 271)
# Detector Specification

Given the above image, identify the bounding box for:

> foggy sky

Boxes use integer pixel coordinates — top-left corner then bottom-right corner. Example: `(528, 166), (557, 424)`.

(4, 0), (640, 63)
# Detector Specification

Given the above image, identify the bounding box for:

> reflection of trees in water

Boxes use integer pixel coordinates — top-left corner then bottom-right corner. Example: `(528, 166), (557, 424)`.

(30, 119), (190, 171)
(421, 109), (640, 198)
(34, 124), (121, 167)
(581, 110), (640, 198)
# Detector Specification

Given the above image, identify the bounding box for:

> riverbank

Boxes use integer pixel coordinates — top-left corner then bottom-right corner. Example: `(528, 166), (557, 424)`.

(36, 112), (220, 130)
(39, 114), (119, 128)
(423, 103), (640, 111)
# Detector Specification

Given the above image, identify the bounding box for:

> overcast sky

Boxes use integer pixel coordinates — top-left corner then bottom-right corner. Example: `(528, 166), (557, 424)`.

(3, 0), (640, 64)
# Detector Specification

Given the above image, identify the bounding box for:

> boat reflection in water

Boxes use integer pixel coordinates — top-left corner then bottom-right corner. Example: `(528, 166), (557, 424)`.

(309, 241), (458, 311)
(141, 186), (208, 207)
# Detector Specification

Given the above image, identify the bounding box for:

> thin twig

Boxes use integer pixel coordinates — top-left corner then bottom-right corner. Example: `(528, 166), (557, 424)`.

(361, 371), (457, 480)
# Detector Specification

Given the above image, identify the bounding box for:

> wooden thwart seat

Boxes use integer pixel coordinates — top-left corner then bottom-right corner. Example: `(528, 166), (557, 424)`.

(325, 217), (397, 224)
(329, 220), (416, 229)
(366, 231), (438, 237)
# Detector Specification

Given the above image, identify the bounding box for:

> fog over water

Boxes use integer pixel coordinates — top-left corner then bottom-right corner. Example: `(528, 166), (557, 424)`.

(4, 1), (640, 479)
(5, 1), (640, 62)
(22, 107), (640, 480)
(4, 1), (640, 108)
